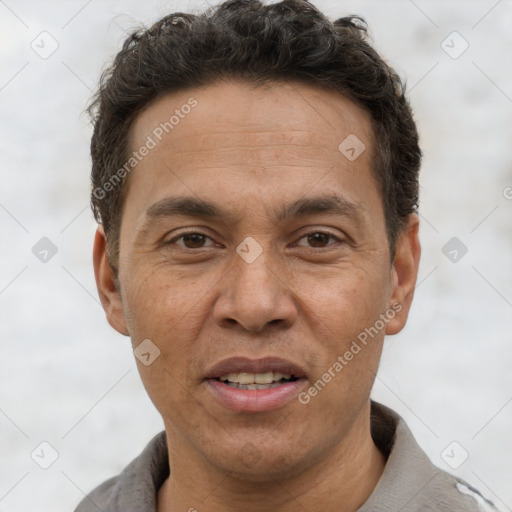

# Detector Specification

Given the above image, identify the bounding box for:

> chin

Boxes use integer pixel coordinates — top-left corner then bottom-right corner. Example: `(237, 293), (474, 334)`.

(225, 460), (303, 484)
(209, 442), (322, 484)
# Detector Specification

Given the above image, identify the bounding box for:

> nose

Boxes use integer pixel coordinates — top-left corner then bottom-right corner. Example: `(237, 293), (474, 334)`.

(212, 246), (297, 333)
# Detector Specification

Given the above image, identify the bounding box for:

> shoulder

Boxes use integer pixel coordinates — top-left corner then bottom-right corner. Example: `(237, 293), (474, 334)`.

(74, 431), (169, 512)
(419, 471), (500, 512)
(74, 475), (119, 512)
(361, 402), (501, 512)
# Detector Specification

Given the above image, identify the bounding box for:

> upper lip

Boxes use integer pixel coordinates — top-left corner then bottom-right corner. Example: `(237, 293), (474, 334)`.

(204, 356), (307, 379)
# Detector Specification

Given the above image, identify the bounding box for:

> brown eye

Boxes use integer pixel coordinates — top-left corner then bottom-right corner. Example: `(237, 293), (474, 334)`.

(307, 232), (331, 247)
(168, 232), (215, 249)
(182, 233), (207, 248)
(296, 231), (341, 248)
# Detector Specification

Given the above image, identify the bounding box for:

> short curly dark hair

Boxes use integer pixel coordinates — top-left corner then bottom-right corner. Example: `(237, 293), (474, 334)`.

(88, 0), (421, 269)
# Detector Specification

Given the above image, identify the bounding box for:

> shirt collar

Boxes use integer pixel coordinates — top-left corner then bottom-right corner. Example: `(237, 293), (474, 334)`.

(87, 401), (455, 511)
(358, 401), (441, 511)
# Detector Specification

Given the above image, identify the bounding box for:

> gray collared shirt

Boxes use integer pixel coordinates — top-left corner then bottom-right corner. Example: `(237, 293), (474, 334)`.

(75, 402), (499, 511)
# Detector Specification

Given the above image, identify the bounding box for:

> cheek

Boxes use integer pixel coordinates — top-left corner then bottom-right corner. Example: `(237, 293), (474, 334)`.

(121, 263), (219, 399)
(296, 263), (390, 338)
(122, 267), (204, 415)
(122, 263), (206, 337)
(296, 263), (389, 401)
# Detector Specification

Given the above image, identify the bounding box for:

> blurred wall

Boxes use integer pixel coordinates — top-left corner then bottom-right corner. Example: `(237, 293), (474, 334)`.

(1, 1), (511, 510)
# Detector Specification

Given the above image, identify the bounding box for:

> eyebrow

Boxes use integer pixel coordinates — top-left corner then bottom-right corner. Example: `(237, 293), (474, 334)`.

(145, 194), (363, 225)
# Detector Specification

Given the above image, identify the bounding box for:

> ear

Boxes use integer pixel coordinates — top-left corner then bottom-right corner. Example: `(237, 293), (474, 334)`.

(93, 226), (129, 336)
(385, 214), (421, 335)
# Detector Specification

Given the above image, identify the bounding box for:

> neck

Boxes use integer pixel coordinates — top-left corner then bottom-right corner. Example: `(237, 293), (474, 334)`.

(157, 402), (386, 512)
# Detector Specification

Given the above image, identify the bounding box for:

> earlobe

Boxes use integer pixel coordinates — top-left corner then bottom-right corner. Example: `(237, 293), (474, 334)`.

(385, 214), (421, 336)
(93, 226), (129, 336)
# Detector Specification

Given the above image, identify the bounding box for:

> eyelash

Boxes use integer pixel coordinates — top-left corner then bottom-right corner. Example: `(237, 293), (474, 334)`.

(166, 230), (344, 250)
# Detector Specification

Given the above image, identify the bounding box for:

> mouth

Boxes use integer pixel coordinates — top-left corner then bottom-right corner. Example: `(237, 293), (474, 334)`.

(204, 356), (307, 413)
(216, 371), (299, 390)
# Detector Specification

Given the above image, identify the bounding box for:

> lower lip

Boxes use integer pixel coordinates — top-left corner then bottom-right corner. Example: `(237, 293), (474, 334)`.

(206, 378), (307, 413)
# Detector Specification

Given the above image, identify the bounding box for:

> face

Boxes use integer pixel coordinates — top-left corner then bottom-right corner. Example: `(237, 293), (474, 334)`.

(94, 80), (420, 481)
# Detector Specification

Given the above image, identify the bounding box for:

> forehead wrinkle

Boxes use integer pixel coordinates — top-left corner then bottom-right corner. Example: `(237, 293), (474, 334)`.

(170, 143), (331, 155)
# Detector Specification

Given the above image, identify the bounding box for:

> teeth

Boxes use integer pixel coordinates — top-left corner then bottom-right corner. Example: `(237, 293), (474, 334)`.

(255, 372), (274, 384)
(223, 381), (285, 390)
(273, 371), (285, 381)
(218, 371), (293, 385)
(236, 372), (254, 385)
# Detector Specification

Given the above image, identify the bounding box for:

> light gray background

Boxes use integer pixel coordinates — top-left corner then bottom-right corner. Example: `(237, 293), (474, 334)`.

(1, 1), (511, 510)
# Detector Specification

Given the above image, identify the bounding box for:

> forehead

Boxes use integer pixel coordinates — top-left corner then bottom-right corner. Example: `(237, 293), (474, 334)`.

(122, 79), (381, 232)
(130, 79), (374, 154)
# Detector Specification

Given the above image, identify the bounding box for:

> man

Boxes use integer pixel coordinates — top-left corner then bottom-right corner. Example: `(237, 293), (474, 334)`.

(77, 0), (499, 510)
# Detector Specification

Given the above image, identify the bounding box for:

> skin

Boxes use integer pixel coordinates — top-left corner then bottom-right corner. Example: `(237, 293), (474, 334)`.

(93, 79), (420, 512)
